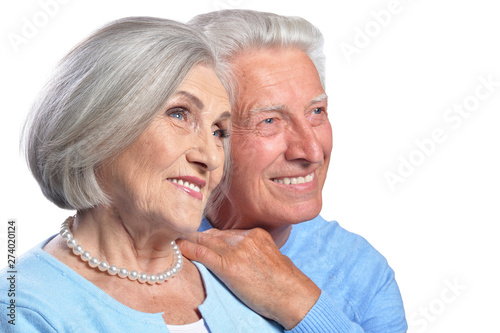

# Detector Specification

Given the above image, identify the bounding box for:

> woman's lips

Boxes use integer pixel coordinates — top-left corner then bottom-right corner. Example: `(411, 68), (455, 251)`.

(167, 177), (205, 200)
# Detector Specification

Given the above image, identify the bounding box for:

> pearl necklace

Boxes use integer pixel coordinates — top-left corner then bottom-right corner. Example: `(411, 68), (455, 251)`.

(60, 216), (183, 285)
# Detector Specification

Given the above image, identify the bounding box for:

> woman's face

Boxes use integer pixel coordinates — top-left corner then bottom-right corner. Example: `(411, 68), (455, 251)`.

(101, 65), (231, 237)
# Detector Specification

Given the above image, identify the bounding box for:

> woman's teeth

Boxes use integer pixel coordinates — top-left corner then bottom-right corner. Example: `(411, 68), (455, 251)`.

(169, 179), (201, 193)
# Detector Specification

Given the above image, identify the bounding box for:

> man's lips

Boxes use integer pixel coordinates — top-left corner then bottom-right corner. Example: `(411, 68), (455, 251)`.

(271, 172), (314, 185)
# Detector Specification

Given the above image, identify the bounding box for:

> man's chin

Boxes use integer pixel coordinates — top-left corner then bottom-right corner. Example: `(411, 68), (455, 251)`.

(284, 202), (322, 225)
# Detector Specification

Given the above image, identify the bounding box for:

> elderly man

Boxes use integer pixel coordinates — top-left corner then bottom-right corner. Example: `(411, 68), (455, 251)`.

(178, 9), (407, 332)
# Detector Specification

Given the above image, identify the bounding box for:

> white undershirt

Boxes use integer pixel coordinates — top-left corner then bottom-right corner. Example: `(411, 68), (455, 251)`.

(166, 318), (209, 333)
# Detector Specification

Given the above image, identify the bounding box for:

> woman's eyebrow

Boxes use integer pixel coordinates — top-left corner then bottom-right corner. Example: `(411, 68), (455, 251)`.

(175, 91), (204, 109)
(216, 111), (232, 122)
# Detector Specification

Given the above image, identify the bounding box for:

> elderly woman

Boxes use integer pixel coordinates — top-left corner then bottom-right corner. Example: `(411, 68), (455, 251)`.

(0, 17), (283, 332)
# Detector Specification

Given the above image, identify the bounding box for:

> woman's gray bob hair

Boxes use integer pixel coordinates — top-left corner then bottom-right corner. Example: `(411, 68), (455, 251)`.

(23, 17), (221, 210)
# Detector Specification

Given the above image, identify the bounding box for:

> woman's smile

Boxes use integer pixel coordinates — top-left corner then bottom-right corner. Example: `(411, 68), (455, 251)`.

(167, 176), (206, 200)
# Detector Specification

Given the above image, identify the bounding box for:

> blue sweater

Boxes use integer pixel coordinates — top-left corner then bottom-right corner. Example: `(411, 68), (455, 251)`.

(199, 215), (408, 333)
(0, 237), (282, 332)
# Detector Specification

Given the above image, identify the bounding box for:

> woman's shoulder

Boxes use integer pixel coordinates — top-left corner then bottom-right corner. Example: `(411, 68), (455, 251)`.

(0, 239), (75, 331)
(0, 237), (58, 286)
(1, 238), (170, 331)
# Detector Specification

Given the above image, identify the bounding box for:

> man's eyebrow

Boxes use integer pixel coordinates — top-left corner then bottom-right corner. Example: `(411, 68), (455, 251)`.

(308, 93), (328, 107)
(175, 91), (204, 110)
(246, 93), (328, 117)
(243, 104), (285, 126)
(248, 104), (285, 115)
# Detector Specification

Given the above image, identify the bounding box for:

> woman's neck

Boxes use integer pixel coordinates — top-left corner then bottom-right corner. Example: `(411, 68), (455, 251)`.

(71, 207), (180, 275)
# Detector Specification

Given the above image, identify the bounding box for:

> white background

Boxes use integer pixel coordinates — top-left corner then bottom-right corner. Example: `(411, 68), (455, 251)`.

(1, 0), (499, 332)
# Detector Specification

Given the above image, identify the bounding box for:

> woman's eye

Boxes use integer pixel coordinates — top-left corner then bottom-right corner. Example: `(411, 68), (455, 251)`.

(263, 118), (274, 124)
(172, 112), (184, 120)
(170, 112), (184, 121)
(213, 128), (229, 139)
(167, 108), (188, 121)
(312, 107), (323, 115)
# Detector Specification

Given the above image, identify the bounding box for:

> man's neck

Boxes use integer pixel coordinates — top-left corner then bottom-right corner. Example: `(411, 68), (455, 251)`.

(207, 207), (292, 248)
(267, 224), (292, 248)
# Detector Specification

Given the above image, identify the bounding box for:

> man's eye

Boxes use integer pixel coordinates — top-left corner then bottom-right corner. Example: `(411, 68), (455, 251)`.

(307, 106), (328, 127)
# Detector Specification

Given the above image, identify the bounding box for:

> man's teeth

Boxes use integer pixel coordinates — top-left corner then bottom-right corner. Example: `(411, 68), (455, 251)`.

(272, 173), (314, 185)
(169, 179), (201, 193)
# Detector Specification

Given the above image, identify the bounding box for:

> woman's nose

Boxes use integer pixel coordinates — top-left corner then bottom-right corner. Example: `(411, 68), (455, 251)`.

(185, 130), (222, 172)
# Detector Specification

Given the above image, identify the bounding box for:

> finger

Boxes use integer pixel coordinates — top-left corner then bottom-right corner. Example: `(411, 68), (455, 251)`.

(179, 231), (202, 243)
(197, 229), (242, 251)
(179, 230), (227, 249)
(176, 238), (223, 272)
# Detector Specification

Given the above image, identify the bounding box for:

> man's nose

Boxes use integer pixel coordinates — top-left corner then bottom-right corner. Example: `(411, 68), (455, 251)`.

(284, 120), (323, 164)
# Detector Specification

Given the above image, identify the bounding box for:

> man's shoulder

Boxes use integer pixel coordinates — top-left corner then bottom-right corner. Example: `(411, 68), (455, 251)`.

(293, 215), (383, 253)
(287, 215), (392, 275)
(198, 216), (213, 231)
(287, 216), (400, 319)
(291, 216), (406, 330)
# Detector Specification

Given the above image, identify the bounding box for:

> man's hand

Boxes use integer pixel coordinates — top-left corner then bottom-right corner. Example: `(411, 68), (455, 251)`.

(177, 228), (321, 330)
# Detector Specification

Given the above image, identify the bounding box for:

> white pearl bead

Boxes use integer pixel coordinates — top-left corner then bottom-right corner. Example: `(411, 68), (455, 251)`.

(171, 267), (178, 276)
(147, 275), (158, 284)
(108, 265), (119, 275)
(66, 238), (77, 248)
(98, 261), (109, 271)
(165, 271), (172, 280)
(118, 268), (128, 278)
(61, 231), (73, 240)
(175, 262), (182, 271)
(138, 273), (149, 283)
(72, 245), (83, 255)
(128, 270), (139, 281)
(157, 274), (166, 283)
(89, 257), (99, 268)
(60, 227), (70, 237)
(81, 251), (91, 261)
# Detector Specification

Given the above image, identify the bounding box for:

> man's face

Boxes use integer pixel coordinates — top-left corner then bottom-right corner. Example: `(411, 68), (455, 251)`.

(223, 47), (332, 230)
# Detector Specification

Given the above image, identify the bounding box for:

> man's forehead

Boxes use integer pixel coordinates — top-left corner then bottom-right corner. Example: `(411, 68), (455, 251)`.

(232, 47), (316, 77)
(230, 47), (325, 119)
